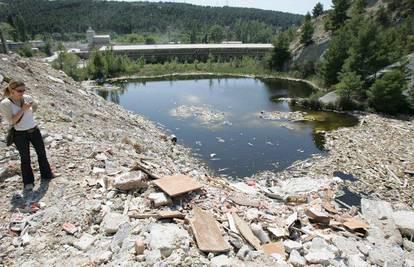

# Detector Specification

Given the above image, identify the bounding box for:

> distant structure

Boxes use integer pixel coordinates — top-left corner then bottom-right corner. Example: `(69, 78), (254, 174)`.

(86, 27), (111, 48)
(75, 43), (274, 62)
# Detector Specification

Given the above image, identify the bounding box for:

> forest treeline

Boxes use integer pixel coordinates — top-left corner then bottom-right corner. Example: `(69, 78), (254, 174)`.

(0, 0), (303, 43)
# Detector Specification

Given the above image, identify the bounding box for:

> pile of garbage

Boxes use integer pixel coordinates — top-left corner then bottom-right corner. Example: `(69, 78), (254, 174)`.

(0, 54), (413, 267)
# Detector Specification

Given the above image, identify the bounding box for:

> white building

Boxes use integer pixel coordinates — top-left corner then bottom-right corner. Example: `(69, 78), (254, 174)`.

(86, 27), (110, 48)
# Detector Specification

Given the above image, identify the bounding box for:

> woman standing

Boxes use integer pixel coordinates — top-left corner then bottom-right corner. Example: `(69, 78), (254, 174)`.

(0, 80), (53, 191)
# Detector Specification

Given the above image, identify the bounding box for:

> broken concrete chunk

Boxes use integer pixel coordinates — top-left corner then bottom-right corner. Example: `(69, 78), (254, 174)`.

(113, 171), (147, 191)
(148, 192), (172, 207)
(283, 240), (303, 253)
(210, 255), (233, 267)
(289, 249), (306, 267)
(361, 198), (394, 221)
(190, 206), (231, 253)
(73, 233), (96, 251)
(268, 226), (289, 239)
(101, 212), (129, 235)
(154, 174), (202, 197)
(250, 223), (270, 244)
(392, 210), (414, 236)
(149, 223), (190, 257)
(231, 182), (257, 195)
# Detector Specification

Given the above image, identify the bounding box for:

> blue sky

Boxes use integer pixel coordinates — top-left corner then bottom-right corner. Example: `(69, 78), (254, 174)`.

(117, 0), (333, 15)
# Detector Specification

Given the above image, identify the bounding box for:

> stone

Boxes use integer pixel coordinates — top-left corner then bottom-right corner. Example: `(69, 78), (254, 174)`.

(304, 238), (335, 265)
(403, 238), (414, 252)
(361, 198), (393, 221)
(73, 233), (96, 251)
(232, 182), (257, 195)
(62, 222), (77, 235)
(145, 249), (162, 266)
(288, 249), (306, 267)
(113, 171), (147, 191)
(101, 212), (129, 235)
(392, 210), (414, 236)
(347, 255), (369, 267)
(85, 200), (102, 212)
(93, 251), (112, 264)
(368, 245), (405, 266)
(250, 224), (270, 244)
(305, 250), (335, 265)
(270, 177), (331, 197)
(135, 239), (145, 255)
(149, 223), (190, 257)
(332, 237), (363, 258)
(246, 208), (260, 221)
(283, 240), (302, 253)
(148, 192), (172, 207)
(237, 245), (252, 260)
(210, 255), (232, 267)
(319, 91), (339, 105)
(111, 223), (131, 252)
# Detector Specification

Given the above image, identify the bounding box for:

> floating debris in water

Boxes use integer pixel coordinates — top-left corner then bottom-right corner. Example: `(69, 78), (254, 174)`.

(266, 141), (274, 146)
(248, 142), (254, 147)
(210, 153), (216, 158)
(216, 137), (225, 143)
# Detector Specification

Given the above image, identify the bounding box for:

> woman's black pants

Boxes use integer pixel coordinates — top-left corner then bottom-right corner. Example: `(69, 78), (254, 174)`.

(13, 127), (53, 185)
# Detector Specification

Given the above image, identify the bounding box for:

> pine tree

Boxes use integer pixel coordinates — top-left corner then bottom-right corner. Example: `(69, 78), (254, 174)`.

(352, 0), (366, 14)
(312, 2), (324, 18)
(268, 32), (291, 71)
(300, 13), (314, 46)
(326, 0), (350, 31)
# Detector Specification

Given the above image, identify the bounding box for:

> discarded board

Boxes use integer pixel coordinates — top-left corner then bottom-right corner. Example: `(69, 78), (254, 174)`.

(343, 218), (369, 230)
(229, 194), (260, 207)
(158, 210), (185, 219)
(262, 242), (286, 257)
(305, 208), (331, 224)
(154, 174), (202, 197)
(190, 206), (231, 253)
(232, 213), (261, 251)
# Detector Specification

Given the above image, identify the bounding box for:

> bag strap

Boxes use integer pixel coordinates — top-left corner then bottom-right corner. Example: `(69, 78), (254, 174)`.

(8, 97), (24, 126)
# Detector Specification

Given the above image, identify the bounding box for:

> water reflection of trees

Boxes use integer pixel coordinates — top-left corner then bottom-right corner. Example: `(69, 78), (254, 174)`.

(97, 84), (127, 105)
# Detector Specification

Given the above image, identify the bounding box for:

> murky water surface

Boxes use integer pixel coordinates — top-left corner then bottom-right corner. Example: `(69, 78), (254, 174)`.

(99, 77), (358, 178)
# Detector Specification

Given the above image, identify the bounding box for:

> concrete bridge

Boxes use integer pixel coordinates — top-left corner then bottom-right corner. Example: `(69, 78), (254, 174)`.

(75, 43), (274, 62)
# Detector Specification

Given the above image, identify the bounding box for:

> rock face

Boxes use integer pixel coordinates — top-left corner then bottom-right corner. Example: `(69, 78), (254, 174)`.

(149, 224), (190, 257)
(319, 91), (339, 106)
(101, 213), (130, 235)
(113, 171), (147, 191)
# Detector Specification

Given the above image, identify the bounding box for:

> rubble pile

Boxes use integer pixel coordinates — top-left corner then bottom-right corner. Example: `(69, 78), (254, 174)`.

(269, 114), (414, 206)
(0, 54), (414, 267)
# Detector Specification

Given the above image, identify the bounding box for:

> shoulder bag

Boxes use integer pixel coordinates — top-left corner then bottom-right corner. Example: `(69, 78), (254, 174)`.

(5, 98), (23, 146)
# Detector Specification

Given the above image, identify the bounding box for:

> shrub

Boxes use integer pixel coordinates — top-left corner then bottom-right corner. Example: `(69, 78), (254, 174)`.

(367, 69), (408, 114)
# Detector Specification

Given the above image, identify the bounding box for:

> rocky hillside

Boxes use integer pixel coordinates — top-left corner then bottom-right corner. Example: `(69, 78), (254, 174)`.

(0, 54), (414, 266)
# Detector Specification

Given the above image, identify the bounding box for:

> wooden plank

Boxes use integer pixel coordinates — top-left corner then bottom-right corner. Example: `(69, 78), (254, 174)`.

(157, 210), (185, 219)
(232, 213), (261, 251)
(190, 206), (231, 253)
(154, 174), (202, 197)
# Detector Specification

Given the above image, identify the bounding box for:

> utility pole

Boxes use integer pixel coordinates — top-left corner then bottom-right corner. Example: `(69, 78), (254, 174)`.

(0, 28), (8, 54)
